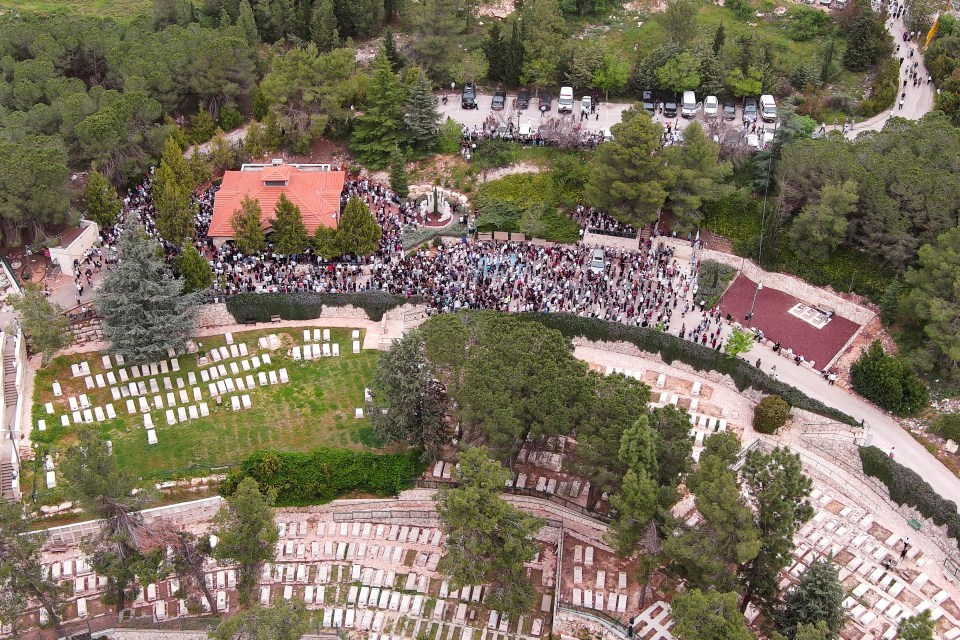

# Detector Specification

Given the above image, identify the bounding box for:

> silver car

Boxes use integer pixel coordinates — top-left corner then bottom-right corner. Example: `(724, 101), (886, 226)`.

(589, 249), (606, 274)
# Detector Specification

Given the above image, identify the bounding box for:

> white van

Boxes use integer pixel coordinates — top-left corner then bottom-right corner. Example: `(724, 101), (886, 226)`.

(681, 91), (697, 118)
(759, 94), (777, 122)
(559, 86), (574, 113)
(589, 248), (606, 274)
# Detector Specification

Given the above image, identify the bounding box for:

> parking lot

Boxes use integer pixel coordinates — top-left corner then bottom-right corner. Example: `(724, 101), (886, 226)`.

(435, 89), (776, 148)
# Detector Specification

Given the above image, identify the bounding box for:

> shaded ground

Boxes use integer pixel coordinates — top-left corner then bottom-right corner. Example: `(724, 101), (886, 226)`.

(720, 274), (859, 369)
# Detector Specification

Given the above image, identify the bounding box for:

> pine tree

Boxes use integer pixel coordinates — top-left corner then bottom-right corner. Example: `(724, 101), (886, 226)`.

(389, 148), (410, 198)
(437, 447), (545, 616)
(713, 22), (725, 55)
(504, 19), (525, 86)
(212, 478), (279, 607)
(310, 0), (339, 52)
(777, 558), (845, 639)
(383, 27), (405, 71)
(237, 0), (259, 45)
(175, 243), (214, 293)
(269, 193), (309, 255)
(404, 70), (441, 152)
(350, 48), (407, 169)
(84, 170), (121, 228)
(334, 197), (382, 256)
(231, 196), (267, 255)
(270, 0), (295, 40)
(95, 227), (198, 362)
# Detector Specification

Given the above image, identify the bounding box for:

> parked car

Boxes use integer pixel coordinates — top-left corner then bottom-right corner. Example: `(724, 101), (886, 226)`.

(722, 100), (736, 120)
(581, 95), (592, 114)
(492, 88), (506, 110)
(704, 95), (719, 118)
(759, 94), (777, 122)
(558, 86), (574, 113)
(664, 99), (678, 118)
(516, 89), (530, 110)
(589, 248), (606, 274)
(642, 90), (656, 115)
(681, 90), (698, 118)
(743, 97), (758, 122)
(539, 92), (553, 112)
(461, 82), (477, 109)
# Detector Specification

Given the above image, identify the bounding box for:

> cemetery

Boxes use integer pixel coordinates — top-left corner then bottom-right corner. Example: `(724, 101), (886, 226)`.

(29, 327), (376, 495)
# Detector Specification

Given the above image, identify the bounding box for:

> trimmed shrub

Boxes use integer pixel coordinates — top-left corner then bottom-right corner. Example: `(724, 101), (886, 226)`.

(517, 313), (858, 426)
(850, 341), (929, 416)
(753, 395), (792, 434)
(225, 292), (420, 323)
(696, 261), (737, 308)
(222, 447), (425, 506)
(859, 445), (960, 547)
(930, 413), (960, 443)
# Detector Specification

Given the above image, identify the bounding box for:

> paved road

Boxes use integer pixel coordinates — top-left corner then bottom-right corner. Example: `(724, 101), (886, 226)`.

(830, 10), (934, 138)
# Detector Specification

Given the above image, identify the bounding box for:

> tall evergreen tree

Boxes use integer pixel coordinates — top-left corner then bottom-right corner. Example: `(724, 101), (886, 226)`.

(777, 558), (845, 639)
(269, 193), (309, 255)
(211, 601), (309, 640)
(739, 447), (814, 616)
(310, 0), (339, 52)
(672, 589), (754, 640)
(713, 23), (726, 55)
(335, 197), (383, 256)
(95, 227), (198, 362)
(334, 0), (383, 38)
(153, 163), (195, 247)
(842, 7), (888, 71)
(237, 0), (259, 45)
(367, 329), (447, 458)
(84, 170), (121, 228)
(405, 70), (441, 152)
(521, 0), (566, 86)
(389, 148), (410, 198)
(231, 196), (267, 255)
(174, 243), (214, 293)
(212, 478), (279, 607)
(504, 19), (525, 86)
(383, 27), (406, 71)
(270, 0), (296, 40)
(484, 22), (506, 82)
(350, 49), (407, 169)
(437, 447), (545, 615)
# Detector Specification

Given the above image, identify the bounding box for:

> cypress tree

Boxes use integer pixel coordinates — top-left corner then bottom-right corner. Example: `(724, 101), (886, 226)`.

(175, 243), (214, 294)
(269, 193), (310, 255)
(95, 227), (198, 362)
(231, 196), (267, 255)
(84, 170), (121, 228)
(383, 27), (405, 71)
(237, 0), (259, 45)
(404, 70), (441, 152)
(483, 22), (506, 83)
(389, 148), (409, 198)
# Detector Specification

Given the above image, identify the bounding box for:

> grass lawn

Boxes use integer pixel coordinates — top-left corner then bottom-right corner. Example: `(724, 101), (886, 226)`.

(31, 327), (380, 494)
(0, 0), (154, 20)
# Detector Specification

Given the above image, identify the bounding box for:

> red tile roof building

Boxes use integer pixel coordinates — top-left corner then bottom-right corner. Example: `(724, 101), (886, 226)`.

(208, 162), (346, 242)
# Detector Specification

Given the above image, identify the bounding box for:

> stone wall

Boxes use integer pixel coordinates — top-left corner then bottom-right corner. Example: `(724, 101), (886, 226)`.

(194, 303), (235, 328)
(107, 631), (209, 640)
(582, 230), (640, 252)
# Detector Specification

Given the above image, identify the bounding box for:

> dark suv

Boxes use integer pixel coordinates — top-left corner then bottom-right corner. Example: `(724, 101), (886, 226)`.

(516, 89), (530, 110)
(743, 97), (757, 122)
(663, 99), (677, 118)
(492, 88), (506, 110)
(642, 90), (655, 116)
(539, 92), (552, 112)
(461, 82), (478, 109)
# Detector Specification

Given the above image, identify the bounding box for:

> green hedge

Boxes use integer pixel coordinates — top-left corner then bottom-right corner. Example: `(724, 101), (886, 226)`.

(225, 292), (420, 323)
(222, 447), (425, 506)
(517, 313), (858, 426)
(859, 446), (960, 546)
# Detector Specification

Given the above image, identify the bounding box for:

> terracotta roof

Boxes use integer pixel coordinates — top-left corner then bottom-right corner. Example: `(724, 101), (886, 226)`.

(209, 167), (346, 238)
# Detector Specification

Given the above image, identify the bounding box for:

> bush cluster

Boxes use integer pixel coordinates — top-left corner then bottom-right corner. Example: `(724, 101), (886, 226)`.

(225, 292), (420, 323)
(857, 58), (900, 118)
(859, 446), (960, 546)
(930, 413), (960, 443)
(850, 341), (929, 416)
(696, 261), (737, 309)
(517, 313), (858, 426)
(222, 448), (425, 506)
(753, 395), (792, 434)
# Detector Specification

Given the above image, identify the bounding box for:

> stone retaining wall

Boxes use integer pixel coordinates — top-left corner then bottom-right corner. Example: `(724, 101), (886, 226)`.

(108, 631), (209, 640)
(582, 230), (640, 252)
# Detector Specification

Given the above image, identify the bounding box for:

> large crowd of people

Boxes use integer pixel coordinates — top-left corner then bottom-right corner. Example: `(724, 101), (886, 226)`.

(94, 167), (729, 354)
